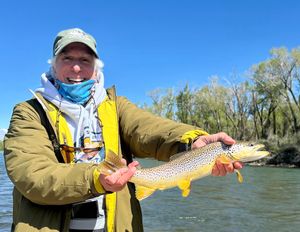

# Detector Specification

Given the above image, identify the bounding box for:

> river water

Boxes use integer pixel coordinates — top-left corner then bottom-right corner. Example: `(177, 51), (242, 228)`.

(1, 153), (300, 232)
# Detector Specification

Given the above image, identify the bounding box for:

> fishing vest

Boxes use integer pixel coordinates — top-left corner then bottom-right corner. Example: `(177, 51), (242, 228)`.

(38, 93), (119, 232)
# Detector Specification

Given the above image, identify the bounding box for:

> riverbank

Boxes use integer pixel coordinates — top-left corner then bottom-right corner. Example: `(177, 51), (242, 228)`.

(248, 162), (299, 168)
(258, 138), (300, 168)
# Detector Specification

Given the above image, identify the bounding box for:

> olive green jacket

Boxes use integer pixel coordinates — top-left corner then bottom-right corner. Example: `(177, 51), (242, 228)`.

(4, 87), (206, 231)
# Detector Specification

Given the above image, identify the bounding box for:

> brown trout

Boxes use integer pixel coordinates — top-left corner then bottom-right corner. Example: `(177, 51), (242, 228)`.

(100, 142), (269, 200)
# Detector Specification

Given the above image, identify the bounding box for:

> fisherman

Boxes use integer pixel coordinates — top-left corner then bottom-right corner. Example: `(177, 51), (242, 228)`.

(4, 28), (242, 232)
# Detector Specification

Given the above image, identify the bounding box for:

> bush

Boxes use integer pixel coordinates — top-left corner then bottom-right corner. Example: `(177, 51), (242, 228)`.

(259, 133), (300, 155)
(259, 133), (300, 167)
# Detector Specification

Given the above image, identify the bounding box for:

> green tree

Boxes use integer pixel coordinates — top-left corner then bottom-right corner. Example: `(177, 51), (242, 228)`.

(251, 47), (300, 137)
(176, 84), (193, 124)
(144, 46), (300, 146)
(227, 80), (252, 140)
(144, 88), (176, 120)
(193, 77), (230, 133)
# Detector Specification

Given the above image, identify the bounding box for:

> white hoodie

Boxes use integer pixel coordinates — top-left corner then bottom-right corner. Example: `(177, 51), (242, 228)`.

(35, 72), (107, 163)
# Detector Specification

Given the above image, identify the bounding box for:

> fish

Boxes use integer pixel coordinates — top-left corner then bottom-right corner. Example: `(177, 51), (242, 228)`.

(100, 142), (269, 201)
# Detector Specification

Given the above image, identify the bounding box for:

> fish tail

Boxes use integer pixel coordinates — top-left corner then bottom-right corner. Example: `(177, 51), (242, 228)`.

(98, 150), (126, 175)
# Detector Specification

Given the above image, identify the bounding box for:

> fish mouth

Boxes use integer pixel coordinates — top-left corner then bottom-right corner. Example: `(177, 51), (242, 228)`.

(231, 143), (270, 162)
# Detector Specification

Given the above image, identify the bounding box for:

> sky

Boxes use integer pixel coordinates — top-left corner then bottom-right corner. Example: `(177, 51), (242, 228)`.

(1, 0), (300, 129)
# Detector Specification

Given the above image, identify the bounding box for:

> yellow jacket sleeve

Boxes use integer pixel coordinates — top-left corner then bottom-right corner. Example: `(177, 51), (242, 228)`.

(180, 129), (209, 144)
(93, 169), (106, 193)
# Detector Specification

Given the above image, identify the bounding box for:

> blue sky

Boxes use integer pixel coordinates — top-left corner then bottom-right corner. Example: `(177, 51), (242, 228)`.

(1, 0), (300, 129)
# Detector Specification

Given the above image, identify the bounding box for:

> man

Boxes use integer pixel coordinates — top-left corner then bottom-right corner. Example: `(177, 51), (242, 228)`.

(4, 28), (242, 232)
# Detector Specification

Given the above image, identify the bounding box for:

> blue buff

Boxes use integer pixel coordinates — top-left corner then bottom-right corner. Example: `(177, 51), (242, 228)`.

(56, 79), (96, 104)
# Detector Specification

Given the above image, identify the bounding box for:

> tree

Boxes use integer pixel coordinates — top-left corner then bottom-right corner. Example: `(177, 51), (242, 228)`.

(176, 84), (193, 124)
(251, 47), (300, 137)
(144, 46), (300, 145)
(145, 88), (176, 120)
(227, 80), (252, 140)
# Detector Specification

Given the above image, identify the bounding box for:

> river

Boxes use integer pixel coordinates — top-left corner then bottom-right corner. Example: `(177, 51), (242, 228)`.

(1, 153), (300, 232)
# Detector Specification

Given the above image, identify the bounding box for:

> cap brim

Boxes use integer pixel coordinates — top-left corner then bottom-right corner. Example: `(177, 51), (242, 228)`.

(54, 38), (98, 58)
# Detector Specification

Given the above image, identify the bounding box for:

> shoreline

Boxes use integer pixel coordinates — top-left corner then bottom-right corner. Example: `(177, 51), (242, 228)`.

(247, 162), (299, 169)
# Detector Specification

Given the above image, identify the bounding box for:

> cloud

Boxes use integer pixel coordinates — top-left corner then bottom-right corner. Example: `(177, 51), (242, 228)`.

(0, 128), (8, 140)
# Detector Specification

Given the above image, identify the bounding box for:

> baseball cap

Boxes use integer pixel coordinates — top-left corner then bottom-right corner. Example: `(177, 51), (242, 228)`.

(53, 28), (98, 57)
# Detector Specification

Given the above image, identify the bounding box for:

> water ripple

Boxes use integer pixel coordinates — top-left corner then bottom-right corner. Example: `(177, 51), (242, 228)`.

(0, 154), (13, 230)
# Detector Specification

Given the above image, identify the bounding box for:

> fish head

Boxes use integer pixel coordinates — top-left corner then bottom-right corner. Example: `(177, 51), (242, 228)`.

(224, 142), (270, 162)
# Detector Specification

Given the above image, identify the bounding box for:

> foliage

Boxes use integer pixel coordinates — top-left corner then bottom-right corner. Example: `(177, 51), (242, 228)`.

(144, 88), (176, 119)
(143, 46), (300, 146)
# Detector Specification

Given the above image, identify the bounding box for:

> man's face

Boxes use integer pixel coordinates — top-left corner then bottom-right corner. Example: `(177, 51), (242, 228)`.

(54, 42), (97, 84)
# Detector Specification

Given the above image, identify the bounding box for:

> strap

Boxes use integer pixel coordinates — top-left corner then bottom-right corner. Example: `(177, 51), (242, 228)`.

(27, 98), (65, 163)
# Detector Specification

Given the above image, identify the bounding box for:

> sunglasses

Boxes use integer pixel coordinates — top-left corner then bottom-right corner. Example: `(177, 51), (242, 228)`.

(60, 143), (103, 153)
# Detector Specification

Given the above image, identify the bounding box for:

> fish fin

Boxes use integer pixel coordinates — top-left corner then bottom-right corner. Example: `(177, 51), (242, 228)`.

(182, 188), (191, 197)
(218, 154), (232, 164)
(135, 185), (156, 201)
(235, 169), (244, 183)
(178, 179), (191, 197)
(219, 154), (243, 183)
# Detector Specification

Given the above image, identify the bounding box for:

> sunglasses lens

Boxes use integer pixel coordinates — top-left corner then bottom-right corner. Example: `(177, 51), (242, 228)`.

(83, 147), (100, 153)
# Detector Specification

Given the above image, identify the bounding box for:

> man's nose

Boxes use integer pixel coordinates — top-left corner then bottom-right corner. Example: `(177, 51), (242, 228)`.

(73, 64), (81, 73)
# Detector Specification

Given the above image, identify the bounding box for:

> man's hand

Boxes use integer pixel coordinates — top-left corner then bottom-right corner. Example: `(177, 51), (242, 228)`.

(99, 159), (139, 192)
(192, 132), (243, 176)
